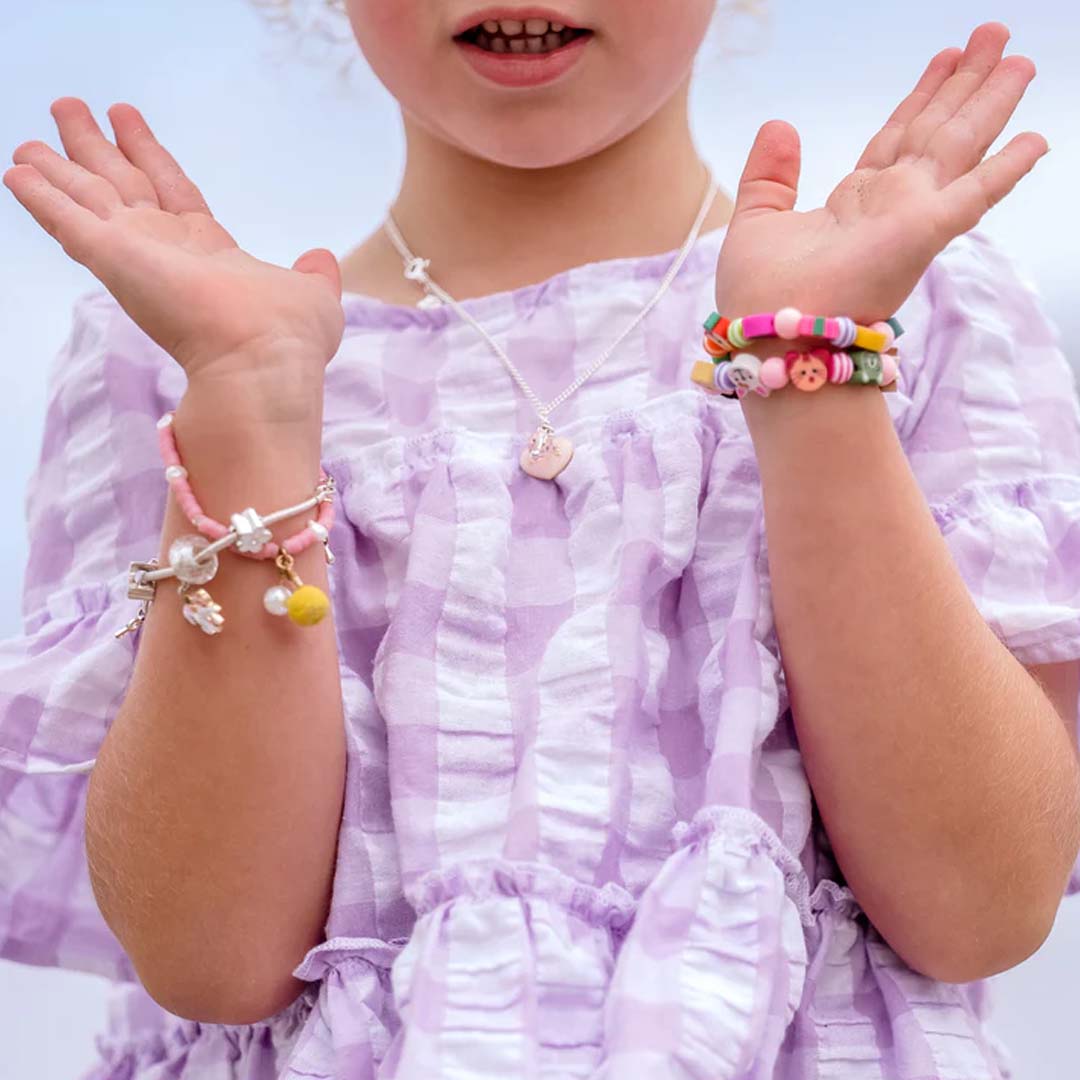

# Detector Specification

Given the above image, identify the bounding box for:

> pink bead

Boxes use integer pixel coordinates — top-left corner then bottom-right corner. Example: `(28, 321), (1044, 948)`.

(773, 307), (802, 340)
(760, 356), (789, 389)
(870, 321), (895, 351)
(880, 353), (898, 386)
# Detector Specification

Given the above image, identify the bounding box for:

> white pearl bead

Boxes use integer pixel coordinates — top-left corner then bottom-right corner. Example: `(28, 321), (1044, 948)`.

(263, 585), (291, 616)
(156, 413), (174, 429)
(165, 464), (187, 482)
(308, 520), (328, 542)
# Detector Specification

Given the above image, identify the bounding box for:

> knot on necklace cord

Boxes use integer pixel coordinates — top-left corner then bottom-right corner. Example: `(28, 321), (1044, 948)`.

(403, 256), (431, 283)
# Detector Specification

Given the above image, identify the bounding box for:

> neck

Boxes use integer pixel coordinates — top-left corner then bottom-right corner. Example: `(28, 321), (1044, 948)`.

(340, 75), (733, 303)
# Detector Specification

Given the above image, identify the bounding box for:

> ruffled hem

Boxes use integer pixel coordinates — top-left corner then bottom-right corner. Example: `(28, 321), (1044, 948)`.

(70, 803), (1018, 1080)
(77, 980), (318, 1080)
(929, 473), (1080, 667)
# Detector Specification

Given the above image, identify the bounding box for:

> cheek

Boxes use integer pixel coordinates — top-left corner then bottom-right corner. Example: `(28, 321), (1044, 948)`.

(345, 0), (426, 86)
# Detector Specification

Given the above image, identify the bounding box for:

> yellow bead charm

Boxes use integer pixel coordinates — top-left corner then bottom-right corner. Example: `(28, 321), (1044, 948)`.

(272, 549), (330, 627)
(286, 584), (330, 626)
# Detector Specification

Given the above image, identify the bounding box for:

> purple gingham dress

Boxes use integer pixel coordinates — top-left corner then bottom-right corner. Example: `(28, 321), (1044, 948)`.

(3, 224), (1080, 1079)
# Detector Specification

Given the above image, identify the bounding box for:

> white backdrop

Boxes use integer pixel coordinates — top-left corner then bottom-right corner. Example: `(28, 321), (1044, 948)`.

(2, 1), (1078, 1076)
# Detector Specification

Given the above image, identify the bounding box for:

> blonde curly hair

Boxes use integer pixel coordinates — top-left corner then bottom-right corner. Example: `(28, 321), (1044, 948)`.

(246, 0), (770, 89)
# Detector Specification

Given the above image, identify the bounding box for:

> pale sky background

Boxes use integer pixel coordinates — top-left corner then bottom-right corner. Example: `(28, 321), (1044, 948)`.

(2, 1), (1079, 1077)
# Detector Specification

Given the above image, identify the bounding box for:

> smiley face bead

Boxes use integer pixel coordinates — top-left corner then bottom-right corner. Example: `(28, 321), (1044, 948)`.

(786, 349), (829, 392)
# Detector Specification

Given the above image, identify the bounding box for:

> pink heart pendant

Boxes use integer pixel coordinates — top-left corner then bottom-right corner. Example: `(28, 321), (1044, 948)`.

(520, 434), (574, 480)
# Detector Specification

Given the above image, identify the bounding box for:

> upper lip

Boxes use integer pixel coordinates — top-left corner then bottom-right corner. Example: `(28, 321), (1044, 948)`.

(451, 7), (586, 37)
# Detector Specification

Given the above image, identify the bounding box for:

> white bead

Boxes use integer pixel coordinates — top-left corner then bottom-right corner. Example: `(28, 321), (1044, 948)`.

(263, 585), (291, 616)
(169, 533), (219, 584)
(164, 464), (187, 482)
(308, 520), (328, 542)
(156, 413), (174, 428)
(231, 507), (273, 553)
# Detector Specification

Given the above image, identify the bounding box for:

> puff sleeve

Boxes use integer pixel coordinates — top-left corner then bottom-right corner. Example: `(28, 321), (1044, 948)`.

(896, 227), (1080, 896)
(0, 289), (183, 978)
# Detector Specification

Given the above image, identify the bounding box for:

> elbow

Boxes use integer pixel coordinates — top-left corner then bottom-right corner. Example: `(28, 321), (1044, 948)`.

(134, 953), (311, 1025)
(896, 880), (1063, 984)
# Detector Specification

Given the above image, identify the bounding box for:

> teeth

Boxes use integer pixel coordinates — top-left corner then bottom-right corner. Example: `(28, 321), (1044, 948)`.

(467, 20), (582, 55)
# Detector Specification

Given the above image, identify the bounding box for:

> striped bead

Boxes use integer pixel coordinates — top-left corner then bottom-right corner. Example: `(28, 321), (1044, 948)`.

(727, 319), (748, 348)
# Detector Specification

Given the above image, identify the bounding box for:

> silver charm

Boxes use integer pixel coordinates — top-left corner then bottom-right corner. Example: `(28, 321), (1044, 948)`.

(115, 559), (160, 638)
(230, 507), (273, 554)
(180, 585), (224, 635)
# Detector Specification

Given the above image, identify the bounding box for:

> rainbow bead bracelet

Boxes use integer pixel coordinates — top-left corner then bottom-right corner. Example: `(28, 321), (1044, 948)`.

(704, 309), (905, 357)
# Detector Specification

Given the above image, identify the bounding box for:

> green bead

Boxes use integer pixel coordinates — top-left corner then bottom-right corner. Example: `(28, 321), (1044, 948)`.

(813, 316), (826, 337)
(704, 311), (720, 332)
(887, 316), (905, 338)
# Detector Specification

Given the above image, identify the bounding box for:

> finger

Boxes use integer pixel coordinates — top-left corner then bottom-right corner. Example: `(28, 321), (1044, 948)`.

(922, 55), (1037, 186)
(49, 97), (160, 209)
(935, 131), (1048, 236)
(854, 47), (963, 171)
(897, 22), (1010, 163)
(11, 139), (125, 218)
(2, 163), (108, 267)
(106, 103), (213, 216)
(731, 119), (801, 219)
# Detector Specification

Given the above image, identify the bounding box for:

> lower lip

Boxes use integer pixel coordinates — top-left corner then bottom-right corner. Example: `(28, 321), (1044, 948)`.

(454, 33), (592, 88)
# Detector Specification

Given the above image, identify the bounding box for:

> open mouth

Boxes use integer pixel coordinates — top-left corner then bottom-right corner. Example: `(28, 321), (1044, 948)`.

(453, 17), (593, 56)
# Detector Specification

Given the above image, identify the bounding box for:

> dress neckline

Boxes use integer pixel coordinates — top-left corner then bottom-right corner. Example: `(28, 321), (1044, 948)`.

(339, 223), (729, 330)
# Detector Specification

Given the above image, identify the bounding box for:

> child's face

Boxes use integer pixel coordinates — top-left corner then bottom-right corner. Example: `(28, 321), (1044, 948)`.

(344, 2), (718, 167)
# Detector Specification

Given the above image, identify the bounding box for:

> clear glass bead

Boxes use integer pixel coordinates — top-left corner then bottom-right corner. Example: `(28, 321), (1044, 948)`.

(168, 533), (219, 585)
(263, 584), (292, 616)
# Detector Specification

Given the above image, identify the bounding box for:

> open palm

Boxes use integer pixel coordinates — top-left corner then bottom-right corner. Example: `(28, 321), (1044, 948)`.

(715, 21), (1047, 325)
(4, 99), (345, 378)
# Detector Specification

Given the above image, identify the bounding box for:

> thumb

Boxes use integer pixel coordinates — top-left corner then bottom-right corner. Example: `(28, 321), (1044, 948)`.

(291, 247), (342, 299)
(731, 119), (801, 219)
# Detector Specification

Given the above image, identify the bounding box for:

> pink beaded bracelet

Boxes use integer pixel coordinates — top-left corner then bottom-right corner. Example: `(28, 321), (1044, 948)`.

(157, 410), (335, 560)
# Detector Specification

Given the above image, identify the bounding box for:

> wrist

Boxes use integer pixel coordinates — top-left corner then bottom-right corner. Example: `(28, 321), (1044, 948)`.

(184, 354), (326, 427)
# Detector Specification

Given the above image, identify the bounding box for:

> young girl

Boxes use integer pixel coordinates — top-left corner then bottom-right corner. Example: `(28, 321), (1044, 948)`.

(3, 4), (1079, 1077)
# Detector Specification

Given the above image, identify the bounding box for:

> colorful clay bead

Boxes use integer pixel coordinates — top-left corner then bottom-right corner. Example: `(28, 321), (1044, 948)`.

(828, 350), (854, 383)
(715, 360), (740, 396)
(787, 349), (829, 392)
(728, 352), (763, 397)
(704, 311), (721, 333)
(850, 349), (884, 384)
(887, 316), (904, 338)
(703, 335), (728, 358)
(690, 359), (722, 392)
(726, 318), (748, 349)
(773, 307), (802, 339)
(829, 317), (857, 349)
(852, 325), (889, 352)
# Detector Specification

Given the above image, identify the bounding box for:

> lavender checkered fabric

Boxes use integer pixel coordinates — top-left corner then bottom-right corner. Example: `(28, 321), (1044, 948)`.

(3, 225), (1080, 1079)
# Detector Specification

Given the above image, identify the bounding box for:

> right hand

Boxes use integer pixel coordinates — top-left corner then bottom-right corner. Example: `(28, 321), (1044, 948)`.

(4, 97), (346, 384)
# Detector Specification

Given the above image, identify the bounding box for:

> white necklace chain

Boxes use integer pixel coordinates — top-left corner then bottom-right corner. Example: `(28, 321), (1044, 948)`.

(381, 167), (719, 478)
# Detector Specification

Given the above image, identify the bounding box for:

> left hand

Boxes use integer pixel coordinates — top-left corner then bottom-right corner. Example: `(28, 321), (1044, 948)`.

(714, 21), (1048, 325)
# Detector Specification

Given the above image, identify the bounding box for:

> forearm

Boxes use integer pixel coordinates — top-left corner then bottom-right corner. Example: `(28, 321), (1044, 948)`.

(739, 357), (1080, 982)
(85, 363), (345, 1023)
